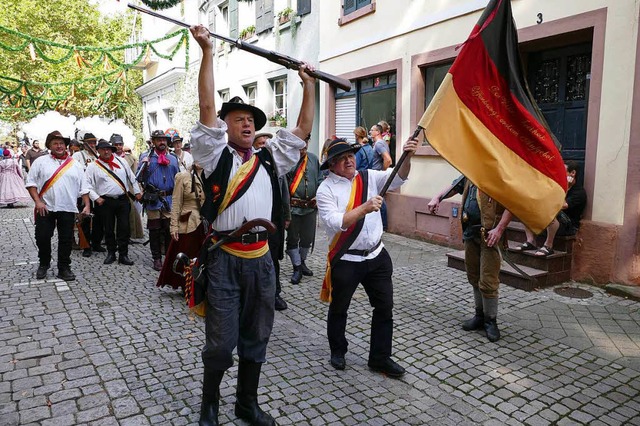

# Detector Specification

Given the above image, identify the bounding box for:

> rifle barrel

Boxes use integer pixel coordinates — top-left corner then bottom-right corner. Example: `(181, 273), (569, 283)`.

(378, 126), (423, 198)
(127, 3), (352, 91)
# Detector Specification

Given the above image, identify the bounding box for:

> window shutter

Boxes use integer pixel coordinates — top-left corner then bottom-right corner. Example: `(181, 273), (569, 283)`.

(263, 0), (274, 32)
(335, 96), (357, 143)
(297, 0), (311, 16)
(343, 0), (356, 15)
(229, 0), (239, 39)
(255, 0), (264, 33)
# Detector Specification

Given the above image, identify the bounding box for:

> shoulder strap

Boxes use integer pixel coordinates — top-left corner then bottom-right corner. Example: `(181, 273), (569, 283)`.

(95, 160), (135, 200)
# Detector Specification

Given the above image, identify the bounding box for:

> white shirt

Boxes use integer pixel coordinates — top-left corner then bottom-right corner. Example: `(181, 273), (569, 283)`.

(317, 169), (405, 262)
(176, 150), (194, 173)
(85, 156), (141, 201)
(72, 150), (97, 171)
(190, 119), (305, 232)
(25, 155), (90, 213)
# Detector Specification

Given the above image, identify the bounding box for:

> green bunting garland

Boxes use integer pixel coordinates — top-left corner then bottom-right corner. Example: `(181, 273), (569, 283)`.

(141, 0), (183, 10)
(0, 26), (190, 116)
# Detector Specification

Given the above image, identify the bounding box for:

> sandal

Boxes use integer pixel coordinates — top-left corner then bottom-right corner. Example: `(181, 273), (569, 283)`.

(533, 246), (554, 257)
(513, 241), (537, 252)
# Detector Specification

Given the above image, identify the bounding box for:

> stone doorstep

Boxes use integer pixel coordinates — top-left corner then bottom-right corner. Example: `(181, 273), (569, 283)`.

(447, 250), (549, 292)
(506, 221), (576, 253)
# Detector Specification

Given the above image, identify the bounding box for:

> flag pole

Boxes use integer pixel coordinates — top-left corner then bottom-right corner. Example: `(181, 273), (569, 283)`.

(378, 126), (423, 198)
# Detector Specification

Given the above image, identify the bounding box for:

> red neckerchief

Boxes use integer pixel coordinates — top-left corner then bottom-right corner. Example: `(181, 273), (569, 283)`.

(228, 141), (252, 163)
(155, 148), (170, 165)
(51, 152), (69, 160)
(101, 155), (121, 170)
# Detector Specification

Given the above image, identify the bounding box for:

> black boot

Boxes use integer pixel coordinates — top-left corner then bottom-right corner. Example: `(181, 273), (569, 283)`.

(104, 251), (117, 265)
(290, 266), (302, 284)
(36, 264), (49, 279)
(199, 368), (224, 426)
(462, 308), (484, 331)
(300, 261), (313, 277)
(484, 317), (501, 342)
(118, 254), (134, 266)
(234, 360), (275, 426)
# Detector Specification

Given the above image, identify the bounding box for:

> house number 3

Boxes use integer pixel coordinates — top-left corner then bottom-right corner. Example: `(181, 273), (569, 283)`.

(537, 13), (543, 24)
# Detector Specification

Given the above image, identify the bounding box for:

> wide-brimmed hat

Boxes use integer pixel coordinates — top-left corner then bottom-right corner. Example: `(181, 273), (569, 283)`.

(320, 138), (361, 170)
(253, 132), (273, 141)
(219, 96), (267, 131)
(45, 131), (70, 149)
(96, 139), (117, 152)
(110, 134), (124, 145)
(172, 134), (183, 143)
(150, 130), (171, 141)
(82, 132), (97, 143)
(183, 143), (191, 150)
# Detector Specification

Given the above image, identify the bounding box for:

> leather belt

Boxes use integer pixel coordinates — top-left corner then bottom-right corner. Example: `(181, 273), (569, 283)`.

(345, 240), (382, 257)
(290, 197), (316, 208)
(217, 230), (269, 245)
(158, 190), (173, 197)
(102, 194), (127, 200)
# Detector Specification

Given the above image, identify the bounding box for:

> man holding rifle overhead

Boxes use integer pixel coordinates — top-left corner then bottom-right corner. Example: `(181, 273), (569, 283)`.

(189, 24), (316, 426)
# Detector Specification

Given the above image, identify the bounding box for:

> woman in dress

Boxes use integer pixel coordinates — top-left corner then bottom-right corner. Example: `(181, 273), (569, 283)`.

(156, 162), (206, 290)
(0, 149), (31, 207)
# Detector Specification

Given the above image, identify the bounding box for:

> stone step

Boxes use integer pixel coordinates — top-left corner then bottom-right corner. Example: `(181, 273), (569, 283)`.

(505, 241), (572, 273)
(505, 221), (576, 253)
(446, 249), (570, 292)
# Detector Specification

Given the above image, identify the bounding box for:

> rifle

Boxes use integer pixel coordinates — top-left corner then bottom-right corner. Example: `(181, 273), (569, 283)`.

(76, 215), (90, 250)
(379, 126), (423, 198)
(128, 3), (352, 92)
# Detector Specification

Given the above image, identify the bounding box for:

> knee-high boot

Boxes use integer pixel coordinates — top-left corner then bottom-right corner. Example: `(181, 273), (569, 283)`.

(148, 228), (163, 260)
(199, 368), (225, 426)
(234, 360), (275, 426)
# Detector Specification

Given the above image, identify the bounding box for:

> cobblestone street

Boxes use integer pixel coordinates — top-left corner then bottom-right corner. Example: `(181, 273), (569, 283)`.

(1, 202), (640, 425)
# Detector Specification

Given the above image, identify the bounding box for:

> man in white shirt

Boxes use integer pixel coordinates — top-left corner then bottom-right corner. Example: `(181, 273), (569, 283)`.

(85, 140), (142, 266)
(73, 132), (105, 257)
(26, 131), (91, 281)
(190, 23), (316, 426)
(172, 134), (193, 172)
(316, 137), (417, 378)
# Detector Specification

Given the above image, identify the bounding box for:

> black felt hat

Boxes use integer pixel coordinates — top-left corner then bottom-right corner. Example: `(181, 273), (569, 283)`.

(219, 96), (267, 131)
(110, 134), (124, 144)
(320, 138), (361, 170)
(150, 130), (171, 140)
(96, 139), (117, 152)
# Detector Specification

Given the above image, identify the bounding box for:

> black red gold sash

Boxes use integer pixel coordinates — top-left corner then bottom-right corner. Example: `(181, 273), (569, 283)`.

(289, 154), (308, 196)
(38, 157), (74, 198)
(217, 155), (260, 215)
(320, 171), (368, 302)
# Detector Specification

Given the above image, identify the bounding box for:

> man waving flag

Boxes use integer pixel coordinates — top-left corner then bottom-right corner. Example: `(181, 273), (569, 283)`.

(419, 0), (567, 234)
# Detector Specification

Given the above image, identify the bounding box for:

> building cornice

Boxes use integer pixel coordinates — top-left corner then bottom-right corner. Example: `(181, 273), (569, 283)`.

(135, 67), (187, 97)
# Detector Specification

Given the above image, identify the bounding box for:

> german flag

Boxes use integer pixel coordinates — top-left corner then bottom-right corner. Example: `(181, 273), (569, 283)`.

(419, 0), (567, 234)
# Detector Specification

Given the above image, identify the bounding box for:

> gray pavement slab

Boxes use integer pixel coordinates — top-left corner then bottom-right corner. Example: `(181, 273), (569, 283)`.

(0, 202), (639, 424)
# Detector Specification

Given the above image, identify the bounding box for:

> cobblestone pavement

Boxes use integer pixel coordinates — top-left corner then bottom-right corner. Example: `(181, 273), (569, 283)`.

(1, 202), (640, 425)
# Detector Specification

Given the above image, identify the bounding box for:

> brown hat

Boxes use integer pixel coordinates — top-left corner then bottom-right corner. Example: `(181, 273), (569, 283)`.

(82, 132), (97, 143)
(45, 131), (70, 149)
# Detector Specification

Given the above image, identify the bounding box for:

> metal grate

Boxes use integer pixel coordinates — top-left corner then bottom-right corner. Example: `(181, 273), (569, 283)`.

(554, 286), (593, 299)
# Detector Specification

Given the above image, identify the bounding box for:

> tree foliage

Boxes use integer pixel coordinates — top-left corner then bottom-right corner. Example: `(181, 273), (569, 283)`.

(0, 0), (142, 134)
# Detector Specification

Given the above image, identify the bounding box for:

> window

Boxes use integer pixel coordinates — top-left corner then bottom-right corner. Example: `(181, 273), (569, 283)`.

(243, 84), (257, 106)
(164, 108), (175, 123)
(148, 112), (158, 129)
(339, 0), (375, 25)
(424, 61), (453, 108)
(218, 89), (230, 103)
(255, 0), (274, 34)
(297, 0), (311, 16)
(271, 78), (287, 118)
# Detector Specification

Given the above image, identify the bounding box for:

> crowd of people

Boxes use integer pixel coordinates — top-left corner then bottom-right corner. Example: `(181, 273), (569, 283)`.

(0, 23), (588, 426)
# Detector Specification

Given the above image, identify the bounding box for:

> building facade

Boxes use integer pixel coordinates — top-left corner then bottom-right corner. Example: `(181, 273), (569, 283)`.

(316, 0), (640, 286)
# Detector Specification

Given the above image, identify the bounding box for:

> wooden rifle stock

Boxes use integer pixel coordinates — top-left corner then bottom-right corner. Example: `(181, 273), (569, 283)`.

(77, 217), (90, 250)
(127, 3), (352, 91)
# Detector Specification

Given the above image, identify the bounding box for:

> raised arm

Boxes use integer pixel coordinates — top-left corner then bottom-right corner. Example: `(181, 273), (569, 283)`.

(290, 63), (317, 141)
(190, 25), (217, 128)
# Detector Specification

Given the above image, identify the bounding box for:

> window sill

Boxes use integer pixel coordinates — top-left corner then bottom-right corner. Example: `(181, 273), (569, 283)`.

(278, 16), (301, 32)
(338, 2), (376, 26)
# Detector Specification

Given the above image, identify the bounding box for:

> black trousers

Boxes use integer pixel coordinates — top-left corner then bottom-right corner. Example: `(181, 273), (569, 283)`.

(95, 196), (131, 255)
(78, 198), (103, 248)
(286, 211), (316, 250)
(268, 229), (284, 297)
(327, 248), (394, 363)
(35, 211), (75, 269)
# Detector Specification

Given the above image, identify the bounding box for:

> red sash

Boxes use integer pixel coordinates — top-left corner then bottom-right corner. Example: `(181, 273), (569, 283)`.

(320, 171), (369, 303)
(38, 157), (74, 198)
